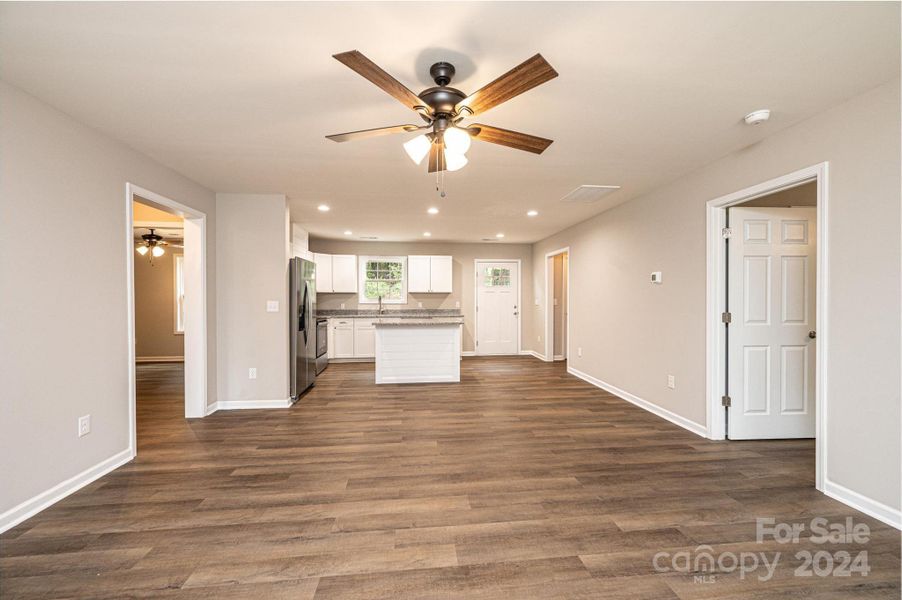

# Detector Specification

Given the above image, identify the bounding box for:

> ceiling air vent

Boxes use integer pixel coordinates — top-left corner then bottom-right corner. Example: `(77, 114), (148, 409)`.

(560, 185), (621, 203)
(359, 236), (379, 240)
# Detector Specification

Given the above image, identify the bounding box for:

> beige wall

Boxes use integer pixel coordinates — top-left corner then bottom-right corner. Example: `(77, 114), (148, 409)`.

(0, 81), (218, 523)
(134, 247), (184, 358)
(216, 193), (290, 403)
(526, 80), (901, 512)
(743, 180), (817, 207)
(307, 239), (532, 353)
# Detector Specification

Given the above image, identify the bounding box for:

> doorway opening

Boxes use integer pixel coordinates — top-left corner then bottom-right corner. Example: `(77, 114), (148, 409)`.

(474, 259), (521, 355)
(706, 163), (828, 491)
(126, 183), (208, 455)
(544, 247), (570, 362)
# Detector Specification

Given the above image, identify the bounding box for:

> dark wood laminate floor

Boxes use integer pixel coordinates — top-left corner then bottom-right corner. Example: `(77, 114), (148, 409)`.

(1, 358), (898, 599)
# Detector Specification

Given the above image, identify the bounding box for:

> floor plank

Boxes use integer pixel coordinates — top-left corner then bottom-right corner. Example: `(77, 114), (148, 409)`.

(1, 358), (898, 599)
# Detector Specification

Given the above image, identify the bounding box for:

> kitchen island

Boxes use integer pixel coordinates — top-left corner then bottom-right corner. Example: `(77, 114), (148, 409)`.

(374, 317), (464, 384)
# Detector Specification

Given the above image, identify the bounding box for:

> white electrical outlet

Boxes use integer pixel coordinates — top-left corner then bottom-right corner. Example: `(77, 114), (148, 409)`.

(340, 303), (346, 309)
(78, 415), (91, 437)
(418, 302), (423, 308)
(538, 335), (542, 342)
(455, 301), (460, 308)
(248, 368), (257, 380)
(577, 347), (583, 358)
(266, 300), (279, 312)
(667, 375), (675, 389)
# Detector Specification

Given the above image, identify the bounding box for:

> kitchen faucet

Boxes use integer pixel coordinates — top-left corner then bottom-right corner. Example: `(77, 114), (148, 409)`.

(378, 295), (384, 315)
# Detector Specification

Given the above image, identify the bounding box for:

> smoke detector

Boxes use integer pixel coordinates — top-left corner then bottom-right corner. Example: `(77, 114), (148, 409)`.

(744, 109), (771, 126)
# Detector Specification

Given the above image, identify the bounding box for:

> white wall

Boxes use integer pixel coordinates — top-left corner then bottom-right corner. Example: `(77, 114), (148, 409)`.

(527, 80), (901, 517)
(216, 193), (290, 404)
(308, 239), (532, 353)
(0, 81), (218, 529)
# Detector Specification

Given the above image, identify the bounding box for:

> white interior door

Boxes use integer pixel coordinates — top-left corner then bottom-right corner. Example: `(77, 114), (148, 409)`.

(476, 261), (519, 355)
(728, 207), (816, 439)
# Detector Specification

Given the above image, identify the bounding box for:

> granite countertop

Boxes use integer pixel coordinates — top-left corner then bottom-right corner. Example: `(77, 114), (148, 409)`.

(317, 309), (462, 319)
(373, 317), (464, 326)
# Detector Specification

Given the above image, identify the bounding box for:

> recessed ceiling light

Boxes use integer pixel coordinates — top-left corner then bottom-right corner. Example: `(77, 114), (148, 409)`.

(343, 230), (352, 235)
(527, 210), (538, 217)
(317, 204), (330, 212)
(423, 232), (432, 237)
(496, 233), (505, 239)
(427, 207), (439, 215)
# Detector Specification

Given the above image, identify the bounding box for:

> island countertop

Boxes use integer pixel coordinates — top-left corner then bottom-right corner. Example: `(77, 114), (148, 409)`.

(374, 317), (464, 326)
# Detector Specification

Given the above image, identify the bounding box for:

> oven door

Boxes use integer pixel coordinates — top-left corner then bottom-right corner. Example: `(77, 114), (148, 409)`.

(316, 319), (328, 358)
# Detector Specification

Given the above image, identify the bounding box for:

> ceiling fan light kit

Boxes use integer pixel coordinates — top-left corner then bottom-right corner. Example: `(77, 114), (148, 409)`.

(327, 50), (558, 180)
(135, 228), (168, 265)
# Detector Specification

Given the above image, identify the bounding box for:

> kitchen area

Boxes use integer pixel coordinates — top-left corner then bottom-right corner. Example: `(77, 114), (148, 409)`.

(290, 249), (468, 398)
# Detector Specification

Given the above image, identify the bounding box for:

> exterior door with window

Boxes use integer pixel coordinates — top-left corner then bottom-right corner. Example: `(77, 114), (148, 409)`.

(476, 261), (519, 355)
(728, 207), (816, 439)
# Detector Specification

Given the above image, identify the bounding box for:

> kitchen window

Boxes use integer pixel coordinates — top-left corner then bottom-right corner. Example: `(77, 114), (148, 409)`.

(359, 256), (407, 304)
(174, 255), (185, 333)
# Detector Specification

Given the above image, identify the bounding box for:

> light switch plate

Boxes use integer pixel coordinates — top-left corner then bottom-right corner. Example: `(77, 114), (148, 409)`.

(266, 300), (279, 312)
(667, 374), (675, 389)
(248, 368), (257, 380)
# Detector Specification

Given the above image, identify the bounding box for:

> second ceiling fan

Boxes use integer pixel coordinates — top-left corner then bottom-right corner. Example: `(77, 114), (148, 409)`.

(326, 50), (558, 172)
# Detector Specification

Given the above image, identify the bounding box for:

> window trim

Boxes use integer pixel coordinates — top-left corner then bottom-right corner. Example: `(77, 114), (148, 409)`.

(174, 254), (185, 334)
(358, 255), (408, 304)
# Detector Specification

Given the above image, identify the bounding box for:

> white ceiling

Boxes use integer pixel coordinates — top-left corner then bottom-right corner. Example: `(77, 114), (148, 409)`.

(1, 2), (897, 243)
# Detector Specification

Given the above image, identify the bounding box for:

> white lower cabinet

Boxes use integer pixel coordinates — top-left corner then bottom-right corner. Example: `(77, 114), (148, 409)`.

(353, 319), (376, 358)
(328, 318), (375, 360)
(329, 319), (355, 358)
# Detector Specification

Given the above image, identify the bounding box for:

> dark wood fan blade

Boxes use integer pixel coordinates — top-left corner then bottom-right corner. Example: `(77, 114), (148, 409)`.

(467, 124), (553, 154)
(333, 50), (430, 115)
(455, 54), (558, 117)
(326, 124), (425, 143)
(427, 141), (445, 173)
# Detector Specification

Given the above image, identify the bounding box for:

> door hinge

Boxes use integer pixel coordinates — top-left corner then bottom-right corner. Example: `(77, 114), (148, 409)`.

(721, 311), (732, 324)
(721, 395), (732, 407)
(722, 227), (733, 239)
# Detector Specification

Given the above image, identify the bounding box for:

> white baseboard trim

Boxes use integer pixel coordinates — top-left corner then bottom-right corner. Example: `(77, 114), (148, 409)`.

(461, 351), (476, 357)
(553, 355), (565, 361)
(136, 356), (184, 363)
(0, 447), (134, 534)
(568, 366), (708, 438)
(824, 479), (902, 530)
(519, 350), (545, 360)
(207, 398), (293, 413)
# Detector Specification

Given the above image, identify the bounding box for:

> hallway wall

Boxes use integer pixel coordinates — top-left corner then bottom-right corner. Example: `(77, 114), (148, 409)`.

(527, 79), (901, 521)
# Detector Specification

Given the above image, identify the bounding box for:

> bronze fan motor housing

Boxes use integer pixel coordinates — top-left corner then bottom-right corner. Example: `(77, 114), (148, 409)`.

(326, 51), (558, 172)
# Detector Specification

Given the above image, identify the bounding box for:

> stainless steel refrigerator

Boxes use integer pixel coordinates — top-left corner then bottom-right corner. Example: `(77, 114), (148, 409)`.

(290, 257), (316, 400)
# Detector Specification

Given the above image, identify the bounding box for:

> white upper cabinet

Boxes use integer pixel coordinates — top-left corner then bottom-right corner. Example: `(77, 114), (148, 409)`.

(407, 255), (453, 293)
(314, 253), (357, 293)
(429, 255), (453, 293)
(331, 255), (358, 293)
(407, 255), (432, 293)
(313, 253), (332, 294)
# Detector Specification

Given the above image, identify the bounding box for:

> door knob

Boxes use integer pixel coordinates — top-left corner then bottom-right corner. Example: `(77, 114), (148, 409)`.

(808, 331), (816, 339)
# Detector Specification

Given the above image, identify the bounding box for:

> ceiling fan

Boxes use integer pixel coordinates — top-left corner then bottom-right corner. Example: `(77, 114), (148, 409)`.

(134, 227), (182, 263)
(326, 50), (558, 172)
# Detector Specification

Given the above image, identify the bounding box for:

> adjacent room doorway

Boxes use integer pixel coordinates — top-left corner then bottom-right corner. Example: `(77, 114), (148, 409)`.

(706, 163), (827, 490)
(126, 183), (208, 454)
(544, 247), (570, 362)
(474, 259), (521, 355)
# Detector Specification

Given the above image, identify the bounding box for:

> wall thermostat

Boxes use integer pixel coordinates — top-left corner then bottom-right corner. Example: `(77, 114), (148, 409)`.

(651, 271), (663, 284)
